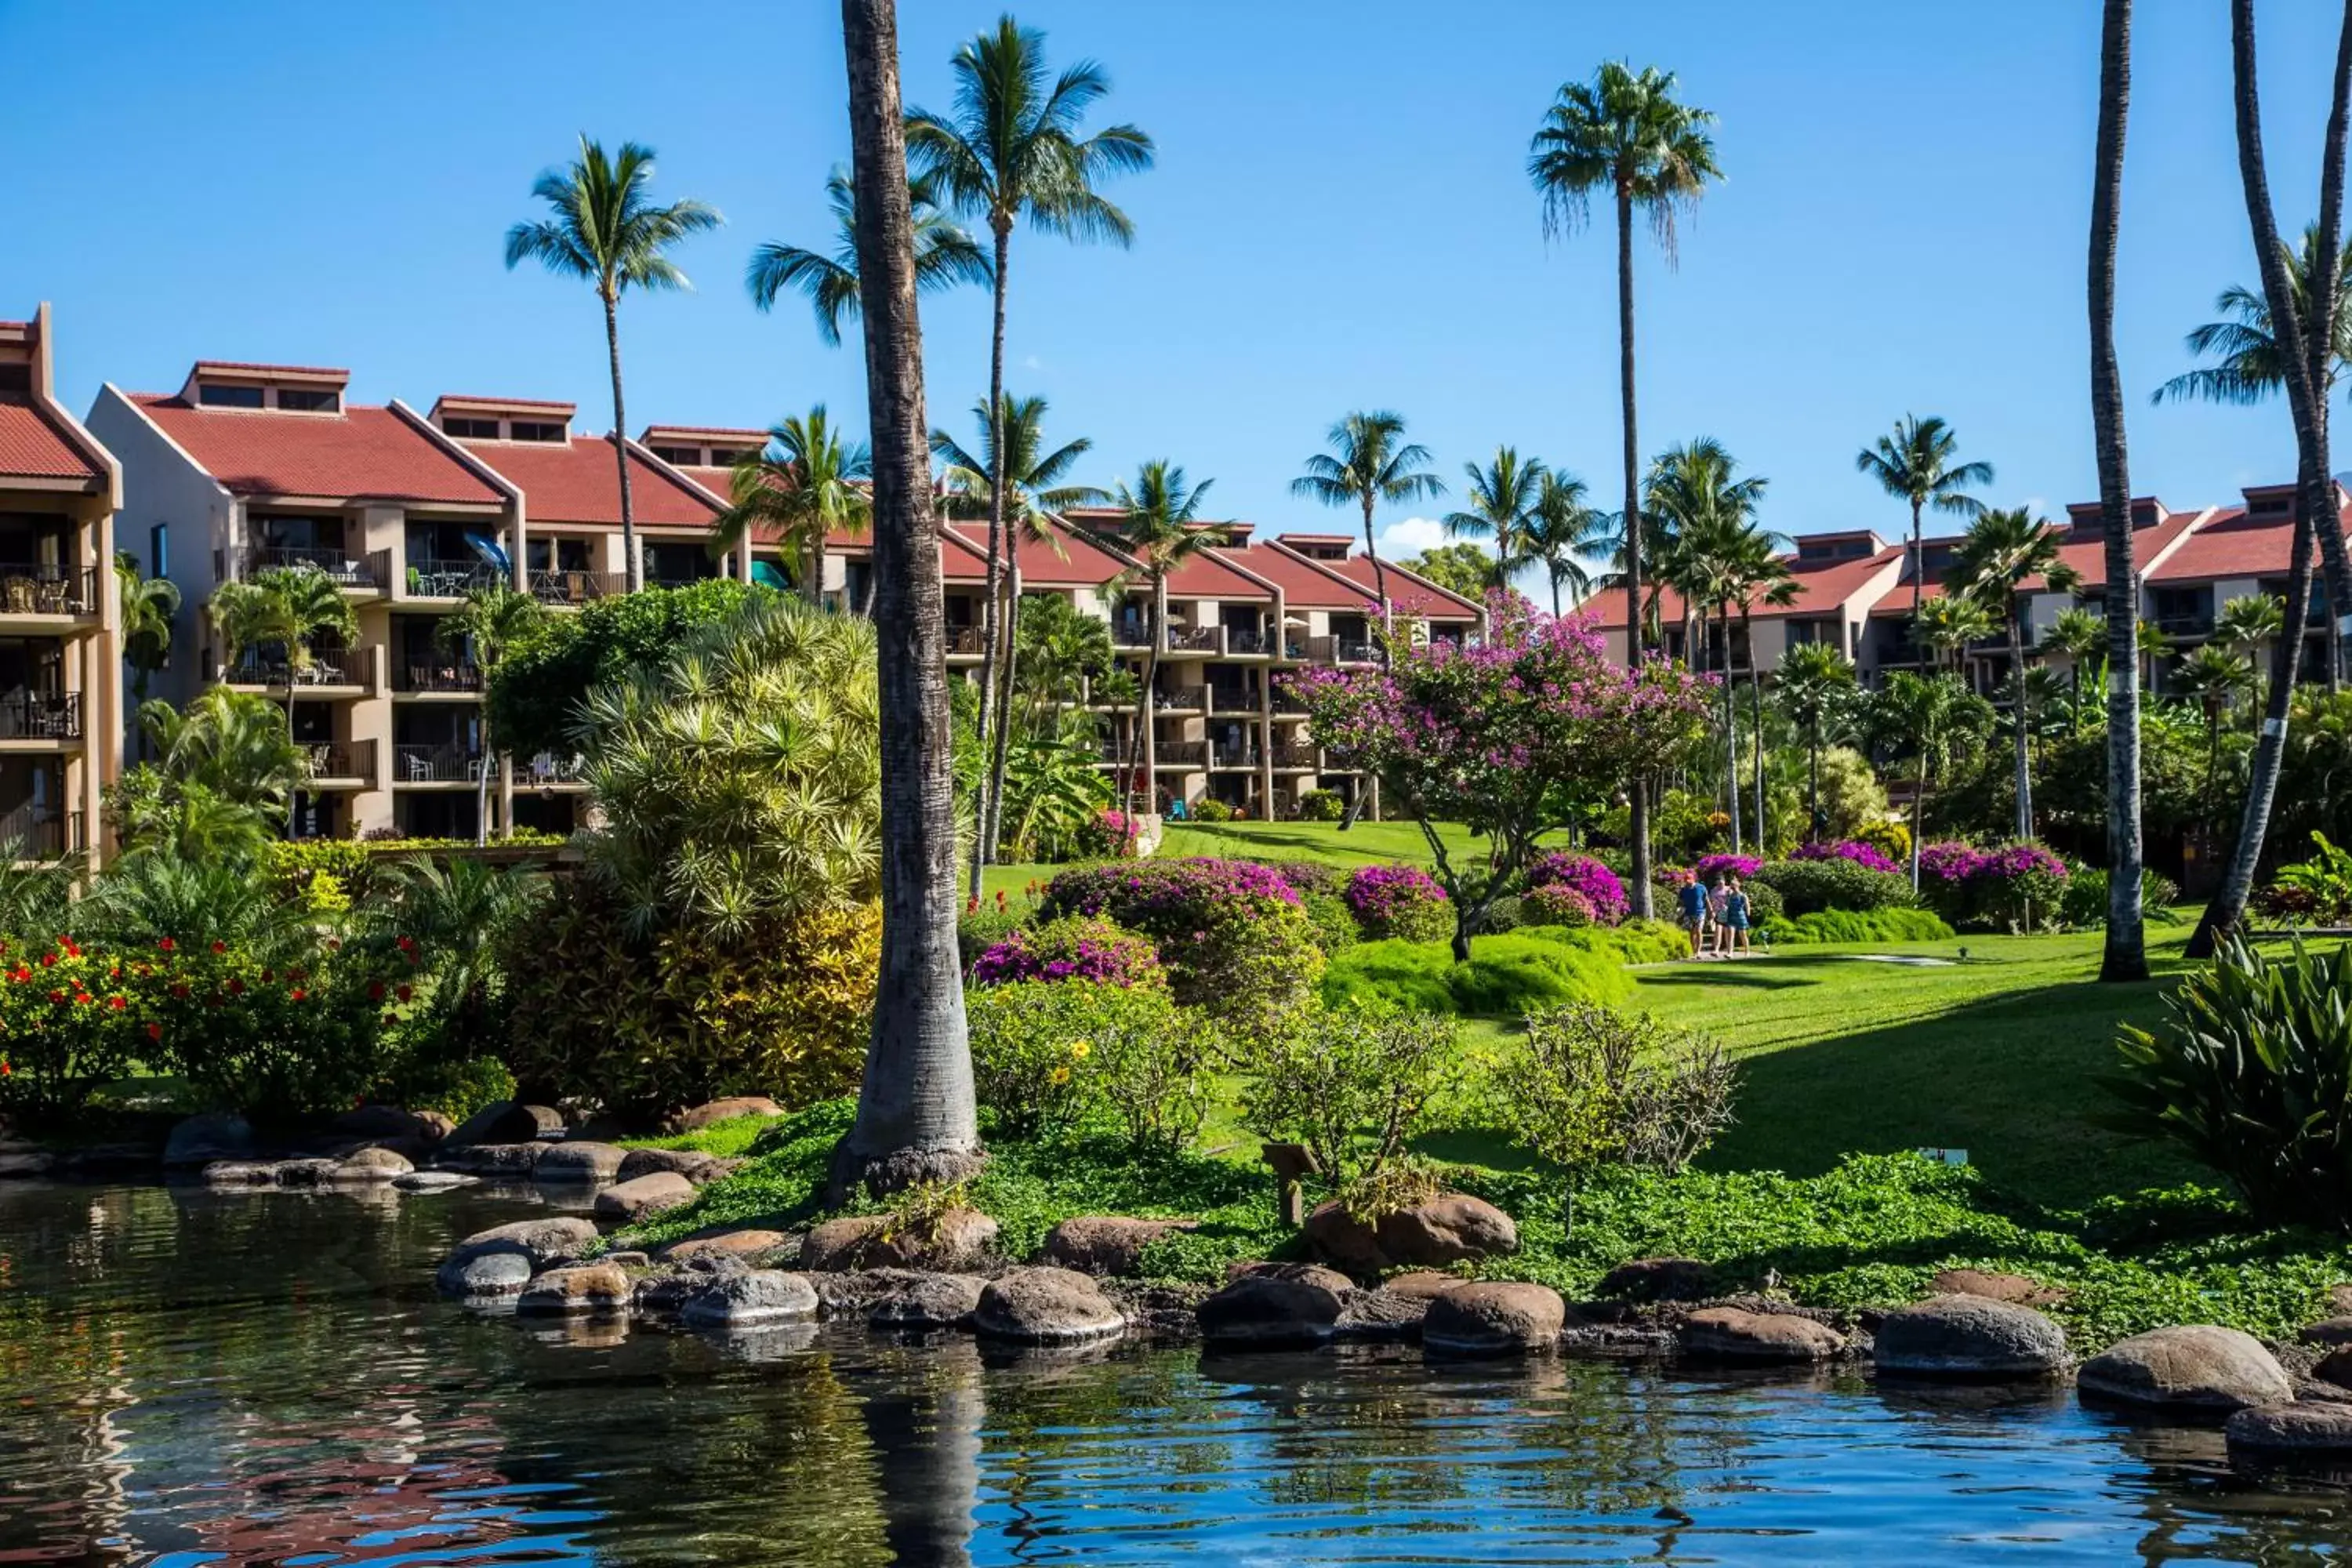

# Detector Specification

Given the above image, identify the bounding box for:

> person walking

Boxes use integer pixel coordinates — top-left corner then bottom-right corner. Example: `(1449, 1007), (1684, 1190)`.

(1705, 873), (1731, 957)
(1721, 873), (1754, 957)
(1675, 869), (1711, 959)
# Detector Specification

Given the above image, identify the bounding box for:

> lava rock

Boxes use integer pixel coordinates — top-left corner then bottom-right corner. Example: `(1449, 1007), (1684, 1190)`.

(615, 1147), (733, 1185)
(438, 1215), (598, 1294)
(1422, 1282), (1566, 1356)
(201, 1160), (281, 1187)
(2078, 1326), (2292, 1412)
(445, 1101), (564, 1149)
(662, 1228), (794, 1263)
(1334, 1287), (1432, 1341)
(974, 1266), (1126, 1344)
(1041, 1215), (1199, 1276)
(330, 1105), (452, 1146)
(681, 1269), (820, 1328)
(533, 1142), (627, 1184)
(165, 1112), (255, 1167)
(2227, 1400), (2352, 1454)
(1198, 1264), (1354, 1347)
(1873, 1296), (2067, 1377)
(594, 1172), (697, 1222)
(0, 1142), (55, 1179)
(2302, 1317), (2352, 1349)
(445, 1142), (546, 1176)
(1306, 1194), (1518, 1272)
(1381, 1271), (1469, 1301)
(517, 1262), (633, 1315)
(392, 1171), (477, 1192)
(1679, 1306), (1845, 1363)
(869, 1271), (987, 1330)
(331, 1146), (415, 1181)
(1596, 1257), (1715, 1303)
(668, 1097), (786, 1134)
(441, 1251), (534, 1298)
(800, 1209), (999, 1272)
(1930, 1269), (2067, 1308)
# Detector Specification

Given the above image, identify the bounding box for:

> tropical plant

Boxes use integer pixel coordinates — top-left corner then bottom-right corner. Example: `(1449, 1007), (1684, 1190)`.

(1854, 415), (1994, 627)
(2040, 604), (2111, 730)
(2154, 220), (2352, 410)
(209, 564), (360, 723)
(1521, 470), (1601, 615)
(1398, 543), (1495, 603)
(1951, 507), (2082, 839)
(1239, 998), (1465, 1186)
(1498, 1002), (1737, 1174)
(1912, 593), (1997, 675)
(1866, 671), (1992, 887)
(111, 688), (305, 861)
(365, 854), (546, 1050)
(1774, 641), (1858, 840)
(1040, 857), (1323, 1022)
(712, 407), (873, 608)
(998, 730), (1112, 861)
(437, 582), (544, 844)
(2172, 641), (2260, 840)
(115, 550), (180, 737)
(1102, 459), (1227, 817)
(2215, 592), (2287, 666)
(1290, 411), (1446, 643)
(1012, 590), (1113, 728)
(1443, 445), (1545, 588)
(1342, 863), (1453, 943)
(746, 164), (992, 346)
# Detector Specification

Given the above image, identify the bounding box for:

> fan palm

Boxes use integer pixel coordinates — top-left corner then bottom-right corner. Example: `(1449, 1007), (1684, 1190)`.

(1520, 470), (1600, 614)
(1290, 411), (1446, 641)
(1951, 507), (2082, 839)
(1443, 445), (1545, 589)
(505, 136), (721, 593)
(746, 165), (991, 347)
(712, 407), (873, 608)
(1867, 671), (1990, 888)
(2172, 641), (2259, 844)
(437, 582), (545, 844)
(1104, 460), (1226, 818)
(2214, 592), (2287, 666)
(209, 564), (360, 812)
(1913, 593), (1997, 677)
(1774, 641), (1857, 840)
(1855, 415), (1994, 627)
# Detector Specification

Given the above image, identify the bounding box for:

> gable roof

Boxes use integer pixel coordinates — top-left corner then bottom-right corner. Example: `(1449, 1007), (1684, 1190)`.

(943, 516), (1131, 588)
(2146, 501), (2350, 583)
(1868, 508), (2209, 615)
(125, 393), (503, 505)
(458, 434), (720, 527)
(0, 400), (103, 485)
(1590, 541), (1907, 630)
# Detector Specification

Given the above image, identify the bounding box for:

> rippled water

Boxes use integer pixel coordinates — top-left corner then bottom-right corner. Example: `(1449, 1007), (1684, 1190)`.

(6, 1183), (2352, 1565)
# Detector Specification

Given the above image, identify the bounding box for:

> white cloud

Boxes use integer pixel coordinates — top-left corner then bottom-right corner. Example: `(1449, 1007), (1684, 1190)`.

(1371, 515), (1458, 560)
(1020, 354), (1045, 372)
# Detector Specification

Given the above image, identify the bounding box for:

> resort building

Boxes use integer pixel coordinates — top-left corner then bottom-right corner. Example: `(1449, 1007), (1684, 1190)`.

(1587, 529), (1907, 673)
(0, 305), (120, 873)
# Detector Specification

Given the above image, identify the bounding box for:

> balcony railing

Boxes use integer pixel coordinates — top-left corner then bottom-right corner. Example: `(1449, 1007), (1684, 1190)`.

(1166, 626), (1219, 654)
(528, 568), (625, 606)
(1303, 634), (1375, 665)
(0, 564), (98, 616)
(1156, 684), (1208, 711)
(519, 752), (586, 786)
(1207, 689), (1260, 716)
(946, 626), (989, 656)
(1225, 628), (1270, 655)
(1112, 618), (1153, 648)
(1210, 741), (1261, 769)
(0, 692), (81, 742)
(405, 558), (500, 599)
(1152, 739), (1208, 767)
(395, 661), (483, 694)
(0, 804), (82, 861)
(2152, 614), (2215, 638)
(1271, 743), (1319, 769)
(393, 744), (485, 784)
(302, 739), (376, 787)
(220, 648), (370, 689)
(247, 546), (388, 590)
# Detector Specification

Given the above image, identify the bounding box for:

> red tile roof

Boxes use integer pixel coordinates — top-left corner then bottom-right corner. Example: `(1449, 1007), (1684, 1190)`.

(1229, 541), (1374, 610)
(1160, 545), (1273, 600)
(2147, 503), (2348, 583)
(945, 517), (1130, 587)
(1594, 544), (1907, 630)
(129, 394), (503, 504)
(0, 400), (103, 484)
(1867, 510), (2207, 615)
(1305, 550), (1483, 618)
(460, 435), (718, 527)
(438, 394), (575, 412)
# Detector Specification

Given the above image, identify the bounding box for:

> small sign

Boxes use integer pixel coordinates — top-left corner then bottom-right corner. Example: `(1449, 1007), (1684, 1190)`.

(2264, 717), (2289, 739)
(1915, 1148), (1970, 1167)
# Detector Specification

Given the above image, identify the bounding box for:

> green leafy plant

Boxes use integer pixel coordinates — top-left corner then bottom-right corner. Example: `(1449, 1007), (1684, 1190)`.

(1752, 857), (1917, 915)
(1320, 932), (1635, 1016)
(1189, 797), (1236, 823)
(1761, 907), (1955, 945)
(1496, 1003), (1738, 1174)
(1240, 999), (1464, 1185)
(1296, 788), (1345, 822)
(2264, 832), (2352, 925)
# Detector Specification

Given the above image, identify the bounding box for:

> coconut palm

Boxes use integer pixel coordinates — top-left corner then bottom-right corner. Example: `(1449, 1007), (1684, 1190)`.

(1102, 460), (1226, 818)
(1854, 416), (1994, 628)
(1290, 411), (1446, 639)
(833, 0), (982, 1197)
(1913, 593), (1997, 677)
(208, 565), (361, 804)
(1520, 470), (1601, 614)
(505, 136), (722, 593)
(437, 582), (545, 845)
(1646, 437), (1771, 673)
(1775, 641), (1857, 840)
(1012, 590), (1113, 732)
(712, 407), (873, 608)
(2154, 222), (2352, 408)
(1530, 59), (1722, 677)
(116, 550), (180, 753)
(1443, 446), (1546, 588)
(1867, 671), (1990, 889)
(2040, 604), (2110, 730)
(746, 165), (992, 346)
(1951, 507), (2082, 840)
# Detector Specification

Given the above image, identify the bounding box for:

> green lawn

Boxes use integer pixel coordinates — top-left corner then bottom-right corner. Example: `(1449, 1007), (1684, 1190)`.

(982, 818), (1555, 898)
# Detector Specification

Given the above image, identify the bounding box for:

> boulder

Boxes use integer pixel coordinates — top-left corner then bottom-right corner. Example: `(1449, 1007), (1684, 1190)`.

(1041, 1216), (1199, 1276)
(800, 1209), (1000, 1272)
(1305, 1194), (1517, 1272)
(1679, 1307), (1845, 1363)
(1930, 1269), (2067, 1308)
(1422, 1282), (1566, 1356)
(201, 1160), (281, 1187)
(517, 1262), (633, 1315)
(445, 1142), (546, 1176)
(165, 1112), (254, 1167)
(2308, 1347), (2352, 1388)
(445, 1101), (564, 1149)
(1198, 1264), (1354, 1347)
(869, 1271), (988, 1330)
(669, 1096), (786, 1134)
(681, 1269), (820, 1328)
(1873, 1296), (2067, 1377)
(616, 1147), (733, 1185)
(2329, 1284), (2352, 1318)
(1383, 1271), (1469, 1301)
(441, 1251), (533, 1298)
(974, 1267), (1126, 1344)
(1335, 1287), (1432, 1341)
(2227, 1400), (2352, 1454)
(330, 1105), (452, 1146)
(662, 1228), (794, 1263)
(270, 1158), (344, 1188)
(533, 1141), (626, 1184)
(330, 1146), (414, 1181)
(594, 1172), (697, 1222)
(2078, 1326), (2292, 1412)
(437, 1216), (597, 1295)
(2301, 1316), (2352, 1349)
(393, 1171), (476, 1192)
(1597, 1257), (1714, 1303)
(0, 1142), (55, 1179)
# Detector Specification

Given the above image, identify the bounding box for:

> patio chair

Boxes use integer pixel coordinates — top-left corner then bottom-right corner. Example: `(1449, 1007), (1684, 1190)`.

(403, 750), (432, 782)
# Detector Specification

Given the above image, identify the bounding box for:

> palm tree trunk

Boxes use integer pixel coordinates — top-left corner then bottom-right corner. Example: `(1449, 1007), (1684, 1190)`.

(1908, 495), (1924, 635)
(1722, 615), (1740, 855)
(1141, 575), (1163, 821)
(811, 532), (829, 608)
(1361, 492), (1391, 649)
(2091, 0), (2147, 979)
(1808, 717), (1821, 842)
(965, 226), (1014, 900)
(1616, 180), (1652, 917)
(984, 575), (1021, 863)
(1912, 752), (1928, 891)
(602, 290), (642, 595)
(831, 0), (982, 1200)
(2009, 607), (2033, 840)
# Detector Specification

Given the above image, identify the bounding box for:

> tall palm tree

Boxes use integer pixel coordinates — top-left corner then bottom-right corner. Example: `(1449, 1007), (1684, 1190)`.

(1774, 641), (1856, 840)
(746, 165), (992, 346)
(1867, 671), (1987, 890)
(1732, 549), (1798, 845)
(1854, 415), (1994, 628)
(1290, 411), (1446, 639)
(831, 0), (982, 1200)
(1951, 507), (2082, 840)
(2153, 221), (2352, 409)
(933, 391), (1103, 880)
(2173, 641), (2259, 847)
(116, 550), (180, 753)
(437, 582), (544, 845)
(2040, 604), (2109, 730)
(1520, 470), (1600, 614)
(209, 564), (360, 829)
(505, 136), (722, 593)
(1102, 461), (1225, 818)
(1443, 445), (1546, 588)
(1530, 59), (1722, 673)
(1646, 437), (1769, 668)
(907, 14), (1153, 882)
(712, 407), (873, 606)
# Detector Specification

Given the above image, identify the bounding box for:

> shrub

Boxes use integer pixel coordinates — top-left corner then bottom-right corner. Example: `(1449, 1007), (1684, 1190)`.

(2107, 939), (2352, 1229)
(1475, 895), (1526, 933)
(1525, 851), (1628, 924)
(1321, 932), (1634, 1015)
(1496, 1002), (1738, 1174)
(1762, 907), (1955, 945)
(1857, 819), (1911, 864)
(958, 893), (1036, 969)
(1692, 853), (1762, 881)
(1752, 857), (1915, 915)
(1075, 809), (1142, 860)
(1917, 840), (2072, 931)
(1344, 863), (1452, 942)
(967, 980), (1158, 1139)
(970, 915), (1163, 988)
(0, 937), (148, 1123)
(1189, 797), (1236, 823)
(1040, 858), (1322, 1020)
(1521, 883), (1598, 927)
(1740, 878), (1784, 927)
(387, 1055), (517, 1123)
(1240, 999), (1463, 1185)
(2063, 867), (2183, 928)
(1789, 839), (1900, 874)
(1296, 788), (1345, 822)
(1298, 891), (1362, 956)
(2258, 832), (2352, 925)
(1269, 861), (1345, 897)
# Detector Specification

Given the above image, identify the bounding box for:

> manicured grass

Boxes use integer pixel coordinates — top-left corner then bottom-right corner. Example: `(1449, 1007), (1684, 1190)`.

(981, 818), (1557, 898)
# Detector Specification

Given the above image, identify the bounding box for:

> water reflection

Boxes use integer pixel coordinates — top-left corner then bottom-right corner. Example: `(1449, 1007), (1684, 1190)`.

(9, 1182), (2352, 1564)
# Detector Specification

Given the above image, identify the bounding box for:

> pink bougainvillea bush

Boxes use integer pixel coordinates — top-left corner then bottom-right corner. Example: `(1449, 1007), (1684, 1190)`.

(1692, 853), (1764, 881)
(1915, 840), (2072, 931)
(1526, 851), (1631, 925)
(1038, 858), (1319, 1018)
(971, 914), (1163, 989)
(1789, 840), (1900, 874)
(1520, 883), (1601, 927)
(1076, 808), (1143, 860)
(1343, 863), (1453, 942)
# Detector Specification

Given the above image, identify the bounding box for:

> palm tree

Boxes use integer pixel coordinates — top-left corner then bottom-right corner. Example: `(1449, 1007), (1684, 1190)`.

(1102, 461), (1225, 818)
(1443, 446), (1545, 588)
(1914, 593), (1997, 677)
(2039, 603), (2109, 731)
(1013, 591), (1113, 733)
(1290, 411), (1446, 639)
(2215, 591), (2287, 665)
(506, 136), (720, 594)
(933, 391), (1103, 880)
(907, 14), (1152, 884)
(712, 407), (873, 607)
(1775, 641), (1856, 840)
(1646, 437), (1769, 671)
(1530, 60), (1721, 676)
(210, 564), (359, 830)
(1731, 548), (1798, 845)
(116, 550), (180, 753)
(2154, 222), (2352, 408)
(1951, 507), (2082, 840)
(2173, 641), (2259, 846)
(437, 582), (544, 845)
(1867, 671), (1986, 889)
(1521, 470), (1600, 614)
(746, 165), (991, 346)
(832, 0), (982, 1199)
(1854, 415), (1994, 629)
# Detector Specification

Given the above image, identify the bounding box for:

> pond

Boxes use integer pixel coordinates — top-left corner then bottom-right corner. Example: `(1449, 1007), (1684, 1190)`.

(6, 1181), (2352, 1566)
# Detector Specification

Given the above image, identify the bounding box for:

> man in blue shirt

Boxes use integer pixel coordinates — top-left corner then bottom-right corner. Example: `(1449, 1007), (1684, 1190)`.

(1675, 871), (1711, 958)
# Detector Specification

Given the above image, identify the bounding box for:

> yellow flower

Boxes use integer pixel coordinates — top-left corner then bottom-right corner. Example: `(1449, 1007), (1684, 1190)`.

(1049, 1065), (1072, 1084)
(1067, 1040), (1091, 1059)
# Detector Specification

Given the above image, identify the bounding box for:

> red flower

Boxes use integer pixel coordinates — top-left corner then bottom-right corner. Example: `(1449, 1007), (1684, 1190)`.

(71, 993), (90, 1007)
(383, 1012), (397, 1025)
(146, 1022), (162, 1042)
(108, 967), (119, 980)
(1, 1060), (10, 1076)
(157, 938), (176, 953)
(62, 939), (79, 958)
(394, 984), (412, 1003)
(38, 953), (53, 969)
(8, 967), (26, 983)
(210, 941), (226, 954)
(396, 936), (417, 954)
(107, 996), (125, 1011)
(169, 983), (189, 1000)
(45, 989), (61, 1004)
(227, 978), (245, 996)
(368, 981), (385, 1000)
(289, 989), (307, 1001)
(260, 969), (273, 984)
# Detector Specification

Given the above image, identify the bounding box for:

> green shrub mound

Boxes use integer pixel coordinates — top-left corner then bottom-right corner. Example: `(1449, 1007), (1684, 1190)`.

(1763, 908), (1955, 945)
(1321, 931), (1635, 1015)
(2061, 866), (2181, 928)
(1753, 858), (1917, 915)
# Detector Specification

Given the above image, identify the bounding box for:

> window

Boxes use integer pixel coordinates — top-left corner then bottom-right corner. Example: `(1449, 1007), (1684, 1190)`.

(510, 421), (565, 443)
(276, 388), (339, 412)
(198, 383), (265, 409)
(148, 523), (169, 583)
(0, 364), (30, 396)
(650, 445), (702, 466)
(444, 417), (499, 439)
(705, 448), (750, 466)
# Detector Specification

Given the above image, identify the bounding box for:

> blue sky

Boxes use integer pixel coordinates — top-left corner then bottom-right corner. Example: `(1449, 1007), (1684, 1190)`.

(2, 2), (2344, 564)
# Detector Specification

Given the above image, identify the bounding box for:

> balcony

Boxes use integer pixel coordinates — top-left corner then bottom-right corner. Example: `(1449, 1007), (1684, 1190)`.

(1165, 626), (1219, 655)
(0, 564), (98, 618)
(2152, 614), (2215, 640)
(0, 804), (82, 862)
(946, 626), (989, 657)
(404, 557), (501, 600)
(529, 568), (625, 607)
(246, 546), (390, 593)
(0, 692), (82, 742)
(1111, 617), (1153, 650)
(1152, 739), (1208, 768)
(393, 744), (485, 785)
(518, 751), (587, 787)
(394, 660), (483, 695)
(1156, 684), (1208, 712)
(1225, 627), (1271, 656)
(301, 739), (376, 789)
(219, 648), (372, 691)
(1272, 688), (1309, 715)
(1271, 742), (1319, 770)
(1303, 634), (1375, 665)
(1210, 740), (1261, 769)
(1207, 687), (1258, 714)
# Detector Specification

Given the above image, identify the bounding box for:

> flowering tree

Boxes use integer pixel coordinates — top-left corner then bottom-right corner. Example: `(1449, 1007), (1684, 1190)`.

(1288, 595), (1712, 958)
